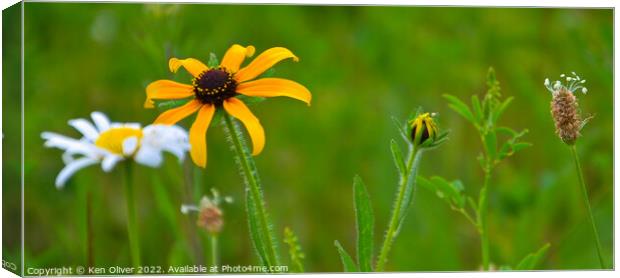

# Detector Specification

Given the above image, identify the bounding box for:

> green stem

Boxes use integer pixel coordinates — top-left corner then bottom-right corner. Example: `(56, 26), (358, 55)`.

(210, 234), (219, 271)
(123, 163), (141, 268)
(223, 114), (281, 269)
(376, 147), (423, 271)
(86, 187), (94, 268)
(570, 145), (605, 268)
(478, 170), (491, 271)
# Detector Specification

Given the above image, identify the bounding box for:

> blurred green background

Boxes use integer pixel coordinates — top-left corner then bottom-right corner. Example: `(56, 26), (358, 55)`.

(4, 3), (613, 272)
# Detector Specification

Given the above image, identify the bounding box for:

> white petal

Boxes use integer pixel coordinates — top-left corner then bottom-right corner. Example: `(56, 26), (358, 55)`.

(134, 145), (163, 168)
(91, 111), (111, 133)
(122, 136), (139, 156)
(141, 124), (190, 163)
(101, 155), (123, 172)
(55, 157), (99, 189)
(68, 118), (100, 141)
(180, 204), (199, 214)
(42, 132), (109, 158)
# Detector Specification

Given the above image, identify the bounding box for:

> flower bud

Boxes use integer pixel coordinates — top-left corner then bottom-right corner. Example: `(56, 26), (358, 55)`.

(410, 113), (438, 147)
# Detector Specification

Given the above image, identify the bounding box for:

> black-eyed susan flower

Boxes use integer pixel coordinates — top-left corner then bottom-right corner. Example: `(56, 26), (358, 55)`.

(410, 112), (439, 147)
(42, 111), (190, 187)
(144, 44), (312, 168)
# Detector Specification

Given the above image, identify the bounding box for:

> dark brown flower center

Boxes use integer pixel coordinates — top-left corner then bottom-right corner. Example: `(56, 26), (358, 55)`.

(192, 67), (237, 105)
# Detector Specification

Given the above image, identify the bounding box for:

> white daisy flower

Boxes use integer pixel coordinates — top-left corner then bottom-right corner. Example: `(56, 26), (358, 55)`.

(42, 111), (190, 188)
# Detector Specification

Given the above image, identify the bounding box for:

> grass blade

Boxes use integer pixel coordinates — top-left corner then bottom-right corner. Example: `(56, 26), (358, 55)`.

(353, 175), (374, 272)
(515, 243), (550, 270)
(334, 240), (358, 272)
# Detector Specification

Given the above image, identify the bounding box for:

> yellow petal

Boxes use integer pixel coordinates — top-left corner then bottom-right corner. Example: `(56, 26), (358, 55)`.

(144, 80), (194, 108)
(220, 44), (255, 73)
(236, 78), (311, 105)
(189, 104), (215, 168)
(223, 98), (265, 155)
(169, 57), (208, 77)
(154, 99), (202, 125)
(234, 47), (299, 83)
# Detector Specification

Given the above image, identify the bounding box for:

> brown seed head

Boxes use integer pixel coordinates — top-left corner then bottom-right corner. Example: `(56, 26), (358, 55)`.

(197, 206), (223, 234)
(550, 88), (581, 145)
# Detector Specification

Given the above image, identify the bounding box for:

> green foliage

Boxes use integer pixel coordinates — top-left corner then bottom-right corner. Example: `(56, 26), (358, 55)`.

(417, 176), (466, 210)
(353, 175), (374, 272)
(154, 98), (192, 111)
(245, 191), (270, 267)
(283, 227), (306, 272)
(444, 67), (530, 171)
(334, 241), (358, 272)
(16, 4), (612, 272)
(515, 243), (551, 270)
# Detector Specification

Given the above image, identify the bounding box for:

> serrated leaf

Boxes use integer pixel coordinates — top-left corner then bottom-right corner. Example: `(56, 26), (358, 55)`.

(334, 240), (358, 272)
(444, 94), (476, 125)
(390, 140), (406, 176)
(353, 175), (374, 272)
(515, 243), (550, 270)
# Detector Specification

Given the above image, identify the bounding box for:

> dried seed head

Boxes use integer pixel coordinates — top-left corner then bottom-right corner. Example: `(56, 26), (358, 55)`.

(551, 87), (581, 145)
(180, 189), (233, 235)
(197, 205), (223, 234)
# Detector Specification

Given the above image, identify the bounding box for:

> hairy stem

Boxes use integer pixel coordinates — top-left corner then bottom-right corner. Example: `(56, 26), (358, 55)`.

(570, 145), (605, 268)
(376, 147), (423, 271)
(223, 114), (281, 269)
(123, 163), (141, 268)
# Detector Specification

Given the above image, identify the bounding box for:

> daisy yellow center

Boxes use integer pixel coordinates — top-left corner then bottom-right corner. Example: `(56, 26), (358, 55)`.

(192, 67), (238, 105)
(95, 127), (143, 155)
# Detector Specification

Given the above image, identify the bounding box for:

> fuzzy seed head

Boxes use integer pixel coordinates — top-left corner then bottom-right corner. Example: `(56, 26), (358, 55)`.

(551, 88), (581, 145)
(197, 205), (223, 234)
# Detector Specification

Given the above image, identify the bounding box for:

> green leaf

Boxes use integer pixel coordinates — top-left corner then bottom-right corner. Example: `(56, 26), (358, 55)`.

(515, 243), (551, 270)
(353, 175), (374, 272)
(418, 176), (465, 209)
(390, 140), (406, 176)
(471, 95), (483, 124)
(512, 142), (532, 153)
(483, 131), (498, 162)
(154, 98), (192, 111)
(443, 94), (476, 127)
(391, 116), (410, 143)
(496, 126), (517, 137)
(207, 52), (219, 68)
(334, 240), (358, 272)
(246, 190), (271, 267)
(236, 94), (267, 105)
(492, 96), (513, 124)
